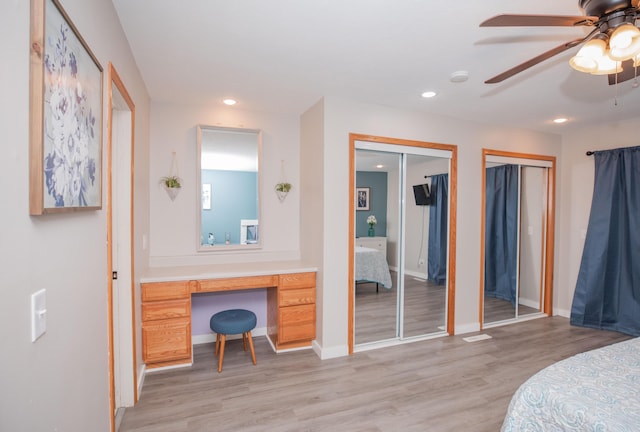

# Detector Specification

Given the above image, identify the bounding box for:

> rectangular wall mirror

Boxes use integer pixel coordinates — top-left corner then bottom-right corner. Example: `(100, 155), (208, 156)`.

(196, 125), (262, 251)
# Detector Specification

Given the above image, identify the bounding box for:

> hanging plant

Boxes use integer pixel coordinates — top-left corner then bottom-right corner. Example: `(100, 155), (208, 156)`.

(275, 182), (291, 193)
(161, 152), (182, 201)
(161, 175), (182, 189)
(275, 160), (292, 202)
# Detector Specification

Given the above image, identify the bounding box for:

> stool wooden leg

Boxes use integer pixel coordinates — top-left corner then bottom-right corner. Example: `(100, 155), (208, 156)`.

(242, 333), (248, 351)
(246, 331), (257, 365)
(215, 333), (220, 356)
(217, 334), (226, 373)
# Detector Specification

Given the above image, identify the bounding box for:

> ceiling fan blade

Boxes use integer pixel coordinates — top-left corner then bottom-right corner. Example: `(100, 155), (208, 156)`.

(485, 37), (588, 84)
(608, 60), (638, 85)
(480, 14), (598, 27)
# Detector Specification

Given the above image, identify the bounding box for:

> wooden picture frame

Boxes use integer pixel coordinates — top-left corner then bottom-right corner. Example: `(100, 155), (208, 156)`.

(356, 187), (370, 211)
(30, 0), (103, 215)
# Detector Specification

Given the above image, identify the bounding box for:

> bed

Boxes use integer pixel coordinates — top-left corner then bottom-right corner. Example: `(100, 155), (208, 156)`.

(355, 246), (392, 290)
(501, 337), (640, 431)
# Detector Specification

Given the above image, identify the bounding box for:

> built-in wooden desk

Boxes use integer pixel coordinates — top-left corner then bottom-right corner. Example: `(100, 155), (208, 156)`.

(140, 262), (317, 370)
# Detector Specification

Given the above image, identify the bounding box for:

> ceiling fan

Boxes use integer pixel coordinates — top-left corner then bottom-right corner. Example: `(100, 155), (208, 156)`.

(481, 0), (640, 85)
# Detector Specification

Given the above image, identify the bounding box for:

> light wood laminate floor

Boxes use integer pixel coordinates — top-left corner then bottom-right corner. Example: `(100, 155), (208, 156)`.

(355, 273), (446, 344)
(120, 317), (630, 432)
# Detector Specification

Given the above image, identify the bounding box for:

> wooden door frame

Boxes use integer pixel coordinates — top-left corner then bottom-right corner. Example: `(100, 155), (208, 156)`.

(107, 63), (136, 432)
(479, 149), (556, 329)
(348, 133), (458, 354)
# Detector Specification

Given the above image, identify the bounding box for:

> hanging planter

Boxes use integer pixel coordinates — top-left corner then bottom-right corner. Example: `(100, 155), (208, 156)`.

(275, 182), (292, 202)
(275, 160), (292, 202)
(161, 151), (182, 201)
(161, 175), (182, 201)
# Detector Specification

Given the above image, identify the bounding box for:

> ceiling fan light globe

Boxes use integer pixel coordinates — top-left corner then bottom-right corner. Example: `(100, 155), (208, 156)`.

(609, 38), (640, 61)
(591, 56), (623, 75)
(609, 24), (640, 50)
(578, 38), (607, 59)
(570, 55), (598, 73)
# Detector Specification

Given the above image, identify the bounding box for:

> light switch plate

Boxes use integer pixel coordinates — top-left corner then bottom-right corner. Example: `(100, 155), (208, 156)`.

(31, 289), (47, 342)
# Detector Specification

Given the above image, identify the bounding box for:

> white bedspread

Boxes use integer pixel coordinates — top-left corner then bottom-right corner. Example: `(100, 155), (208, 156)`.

(355, 246), (392, 289)
(502, 337), (640, 431)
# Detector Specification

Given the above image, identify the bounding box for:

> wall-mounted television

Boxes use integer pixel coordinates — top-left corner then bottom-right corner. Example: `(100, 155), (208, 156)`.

(413, 183), (431, 206)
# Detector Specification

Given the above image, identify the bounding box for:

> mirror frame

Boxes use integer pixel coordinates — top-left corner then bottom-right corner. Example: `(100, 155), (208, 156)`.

(479, 149), (556, 329)
(196, 125), (262, 252)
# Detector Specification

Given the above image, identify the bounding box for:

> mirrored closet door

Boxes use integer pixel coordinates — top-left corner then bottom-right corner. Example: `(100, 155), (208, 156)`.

(353, 140), (453, 349)
(482, 152), (555, 327)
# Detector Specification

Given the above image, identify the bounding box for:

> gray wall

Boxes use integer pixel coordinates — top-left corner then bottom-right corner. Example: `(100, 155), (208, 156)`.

(1, 0), (151, 430)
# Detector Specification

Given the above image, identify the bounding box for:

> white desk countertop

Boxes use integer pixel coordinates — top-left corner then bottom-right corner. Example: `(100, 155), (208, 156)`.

(140, 260), (318, 284)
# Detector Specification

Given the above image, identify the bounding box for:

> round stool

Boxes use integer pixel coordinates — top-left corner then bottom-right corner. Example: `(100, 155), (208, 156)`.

(209, 309), (257, 373)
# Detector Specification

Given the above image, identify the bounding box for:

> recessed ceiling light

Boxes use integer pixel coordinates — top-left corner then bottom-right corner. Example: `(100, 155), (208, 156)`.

(223, 98), (237, 106)
(376, 164), (384, 169)
(553, 117), (568, 124)
(421, 91), (437, 98)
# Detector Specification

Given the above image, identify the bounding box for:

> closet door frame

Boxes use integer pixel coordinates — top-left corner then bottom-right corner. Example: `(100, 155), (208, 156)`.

(479, 149), (556, 329)
(348, 133), (458, 354)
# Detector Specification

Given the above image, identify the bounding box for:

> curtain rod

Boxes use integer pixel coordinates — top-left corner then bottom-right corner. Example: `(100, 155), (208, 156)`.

(586, 151), (595, 156)
(423, 173), (447, 179)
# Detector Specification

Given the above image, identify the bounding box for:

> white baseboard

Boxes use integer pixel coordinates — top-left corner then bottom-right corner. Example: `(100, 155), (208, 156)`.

(554, 308), (571, 318)
(136, 363), (145, 400)
(518, 297), (540, 309)
(455, 322), (481, 335)
(192, 326), (268, 345)
(389, 266), (428, 280)
(313, 340), (349, 359)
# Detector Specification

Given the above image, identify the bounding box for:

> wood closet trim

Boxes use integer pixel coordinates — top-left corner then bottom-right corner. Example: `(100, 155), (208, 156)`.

(349, 133), (458, 354)
(106, 63), (137, 432)
(479, 149), (556, 329)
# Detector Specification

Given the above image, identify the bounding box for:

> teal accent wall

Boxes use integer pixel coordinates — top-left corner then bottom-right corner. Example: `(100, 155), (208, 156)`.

(356, 171), (387, 237)
(201, 170), (257, 244)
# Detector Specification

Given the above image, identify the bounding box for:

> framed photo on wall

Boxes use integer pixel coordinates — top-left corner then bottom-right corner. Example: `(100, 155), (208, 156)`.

(356, 187), (370, 211)
(29, 0), (103, 215)
(202, 183), (211, 210)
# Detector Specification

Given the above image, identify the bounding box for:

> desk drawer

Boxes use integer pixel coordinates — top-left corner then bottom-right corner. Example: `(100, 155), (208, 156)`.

(279, 272), (316, 290)
(142, 299), (190, 321)
(142, 317), (191, 363)
(142, 281), (190, 302)
(278, 304), (315, 343)
(195, 275), (278, 292)
(278, 287), (315, 307)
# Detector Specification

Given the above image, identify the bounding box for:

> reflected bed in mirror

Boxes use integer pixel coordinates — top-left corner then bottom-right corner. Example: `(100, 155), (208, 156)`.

(196, 125), (262, 251)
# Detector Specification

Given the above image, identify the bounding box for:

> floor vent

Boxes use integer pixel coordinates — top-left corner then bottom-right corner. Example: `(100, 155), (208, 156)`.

(463, 334), (492, 343)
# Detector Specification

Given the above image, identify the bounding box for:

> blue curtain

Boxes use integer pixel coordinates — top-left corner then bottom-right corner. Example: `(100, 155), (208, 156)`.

(427, 174), (448, 285)
(485, 165), (518, 305)
(570, 146), (640, 337)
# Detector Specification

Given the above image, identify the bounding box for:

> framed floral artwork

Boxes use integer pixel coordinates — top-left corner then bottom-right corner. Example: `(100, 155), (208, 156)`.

(29, 0), (103, 215)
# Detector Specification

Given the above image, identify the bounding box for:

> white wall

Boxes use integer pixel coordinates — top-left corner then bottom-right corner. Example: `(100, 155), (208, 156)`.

(0, 0), (150, 430)
(556, 118), (639, 317)
(519, 166), (544, 309)
(148, 102), (301, 267)
(300, 100), (326, 352)
(306, 96), (562, 357)
(403, 157), (450, 276)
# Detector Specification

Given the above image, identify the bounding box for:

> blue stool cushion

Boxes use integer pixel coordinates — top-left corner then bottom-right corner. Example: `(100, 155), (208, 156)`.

(210, 309), (257, 335)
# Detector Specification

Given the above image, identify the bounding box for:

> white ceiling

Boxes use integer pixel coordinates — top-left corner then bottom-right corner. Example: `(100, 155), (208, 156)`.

(112, 0), (640, 134)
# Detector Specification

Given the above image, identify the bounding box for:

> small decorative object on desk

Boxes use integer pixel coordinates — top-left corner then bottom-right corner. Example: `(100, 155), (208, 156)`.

(367, 215), (377, 237)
